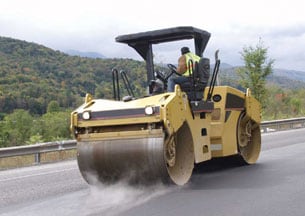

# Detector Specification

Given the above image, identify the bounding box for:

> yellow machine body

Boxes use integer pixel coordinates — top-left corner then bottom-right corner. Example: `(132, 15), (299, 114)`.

(71, 86), (261, 185)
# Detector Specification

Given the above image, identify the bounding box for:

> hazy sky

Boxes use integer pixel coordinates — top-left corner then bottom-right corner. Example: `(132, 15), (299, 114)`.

(1, 0), (305, 71)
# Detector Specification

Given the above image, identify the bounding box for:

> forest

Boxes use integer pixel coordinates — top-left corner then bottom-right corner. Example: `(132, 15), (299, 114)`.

(0, 36), (305, 147)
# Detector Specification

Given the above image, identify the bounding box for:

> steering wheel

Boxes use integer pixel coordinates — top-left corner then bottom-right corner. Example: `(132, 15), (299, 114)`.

(167, 64), (181, 76)
(155, 70), (167, 83)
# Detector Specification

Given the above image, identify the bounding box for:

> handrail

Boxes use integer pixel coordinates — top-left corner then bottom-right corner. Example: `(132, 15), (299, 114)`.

(1, 117), (305, 160)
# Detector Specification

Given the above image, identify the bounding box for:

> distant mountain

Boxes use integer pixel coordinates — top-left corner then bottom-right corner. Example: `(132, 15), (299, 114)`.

(65, 49), (105, 58)
(272, 68), (305, 82)
(266, 75), (305, 89)
(219, 62), (234, 69)
(218, 64), (305, 89)
(219, 63), (305, 81)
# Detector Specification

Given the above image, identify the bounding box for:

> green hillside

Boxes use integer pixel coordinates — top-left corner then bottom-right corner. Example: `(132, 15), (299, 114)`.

(0, 36), (147, 115)
(1, 36), (305, 119)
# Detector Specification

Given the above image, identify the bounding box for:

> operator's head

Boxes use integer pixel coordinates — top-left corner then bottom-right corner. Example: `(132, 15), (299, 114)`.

(181, 47), (190, 55)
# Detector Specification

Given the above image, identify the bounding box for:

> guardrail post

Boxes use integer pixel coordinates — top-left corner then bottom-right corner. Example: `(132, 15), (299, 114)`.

(35, 152), (41, 164)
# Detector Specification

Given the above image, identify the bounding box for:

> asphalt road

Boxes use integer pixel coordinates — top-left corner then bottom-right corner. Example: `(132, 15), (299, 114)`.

(1, 128), (305, 216)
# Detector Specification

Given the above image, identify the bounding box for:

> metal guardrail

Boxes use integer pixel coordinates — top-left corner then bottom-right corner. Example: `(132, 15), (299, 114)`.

(0, 140), (77, 163)
(1, 117), (305, 161)
(260, 117), (305, 132)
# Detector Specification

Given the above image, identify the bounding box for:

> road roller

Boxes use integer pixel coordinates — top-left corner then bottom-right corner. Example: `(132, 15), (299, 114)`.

(70, 26), (261, 185)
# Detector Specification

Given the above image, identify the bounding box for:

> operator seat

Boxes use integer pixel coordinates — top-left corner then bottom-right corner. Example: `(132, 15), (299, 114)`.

(179, 58), (210, 101)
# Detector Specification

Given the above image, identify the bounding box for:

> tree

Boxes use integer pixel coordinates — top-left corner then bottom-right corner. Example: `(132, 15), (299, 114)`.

(263, 85), (285, 119)
(41, 111), (71, 141)
(1, 109), (33, 146)
(237, 39), (274, 106)
(26, 134), (44, 144)
(47, 100), (60, 113)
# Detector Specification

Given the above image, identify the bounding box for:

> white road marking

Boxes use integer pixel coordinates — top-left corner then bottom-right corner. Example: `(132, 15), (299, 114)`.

(0, 167), (78, 182)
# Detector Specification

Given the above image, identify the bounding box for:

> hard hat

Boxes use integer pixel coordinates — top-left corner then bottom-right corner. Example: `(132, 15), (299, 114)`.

(181, 47), (190, 55)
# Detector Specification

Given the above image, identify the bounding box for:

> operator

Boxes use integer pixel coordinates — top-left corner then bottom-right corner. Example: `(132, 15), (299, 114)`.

(167, 47), (201, 92)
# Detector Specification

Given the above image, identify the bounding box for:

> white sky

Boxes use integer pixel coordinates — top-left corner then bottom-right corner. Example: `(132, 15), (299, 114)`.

(1, 0), (305, 71)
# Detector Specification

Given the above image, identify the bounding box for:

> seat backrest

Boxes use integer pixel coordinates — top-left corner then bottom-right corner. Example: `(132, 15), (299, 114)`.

(190, 58), (210, 101)
(195, 57), (210, 87)
(179, 58), (210, 101)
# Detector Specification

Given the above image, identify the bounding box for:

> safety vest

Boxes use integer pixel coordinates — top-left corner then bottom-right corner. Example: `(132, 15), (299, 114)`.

(184, 52), (201, 76)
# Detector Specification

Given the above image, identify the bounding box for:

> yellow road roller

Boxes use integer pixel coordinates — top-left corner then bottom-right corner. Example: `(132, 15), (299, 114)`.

(70, 26), (261, 185)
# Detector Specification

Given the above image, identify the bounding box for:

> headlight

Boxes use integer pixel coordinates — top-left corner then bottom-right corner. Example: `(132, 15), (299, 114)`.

(145, 106), (154, 115)
(82, 111), (91, 120)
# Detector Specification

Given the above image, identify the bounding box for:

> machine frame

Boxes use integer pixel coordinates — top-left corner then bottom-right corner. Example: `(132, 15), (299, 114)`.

(71, 26), (261, 185)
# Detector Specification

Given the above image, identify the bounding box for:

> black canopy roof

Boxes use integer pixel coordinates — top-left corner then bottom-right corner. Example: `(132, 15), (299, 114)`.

(116, 26), (211, 59)
(115, 26), (211, 83)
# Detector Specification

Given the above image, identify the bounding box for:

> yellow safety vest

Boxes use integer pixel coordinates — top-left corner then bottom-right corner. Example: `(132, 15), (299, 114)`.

(184, 53), (201, 76)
